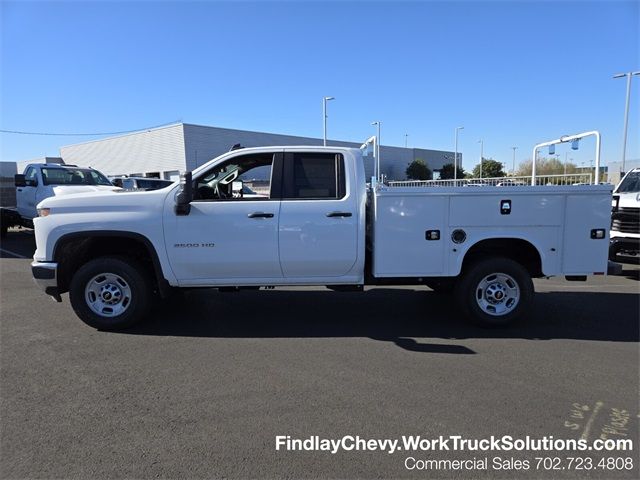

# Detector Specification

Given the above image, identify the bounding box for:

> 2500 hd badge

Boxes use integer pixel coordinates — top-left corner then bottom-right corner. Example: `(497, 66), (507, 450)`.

(173, 243), (215, 248)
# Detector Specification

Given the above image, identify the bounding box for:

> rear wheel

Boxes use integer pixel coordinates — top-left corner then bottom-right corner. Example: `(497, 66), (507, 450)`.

(69, 256), (152, 330)
(455, 257), (533, 327)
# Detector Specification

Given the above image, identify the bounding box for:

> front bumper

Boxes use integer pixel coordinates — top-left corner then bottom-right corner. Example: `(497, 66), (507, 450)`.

(31, 261), (62, 302)
(609, 236), (640, 260)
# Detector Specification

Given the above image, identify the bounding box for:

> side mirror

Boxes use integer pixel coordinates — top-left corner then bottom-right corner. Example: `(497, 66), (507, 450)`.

(232, 180), (243, 198)
(14, 174), (26, 187)
(175, 171), (193, 216)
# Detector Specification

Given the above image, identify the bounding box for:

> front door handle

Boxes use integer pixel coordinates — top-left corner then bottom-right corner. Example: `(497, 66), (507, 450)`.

(248, 212), (274, 218)
(326, 211), (352, 218)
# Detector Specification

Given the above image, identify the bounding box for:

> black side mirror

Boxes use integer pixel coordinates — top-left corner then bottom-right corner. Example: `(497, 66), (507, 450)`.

(14, 174), (27, 187)
(612, 194), (620, 213)
(175, 171), (193, 216)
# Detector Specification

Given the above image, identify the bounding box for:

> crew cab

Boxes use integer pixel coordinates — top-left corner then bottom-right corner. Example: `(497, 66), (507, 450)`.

(1, 163), (116, 237)
(30, 144), (616, 330)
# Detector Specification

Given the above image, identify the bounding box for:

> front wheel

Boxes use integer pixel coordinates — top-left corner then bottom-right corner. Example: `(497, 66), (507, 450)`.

(455, 257), (533, 327)
(69, 256), (152, 330)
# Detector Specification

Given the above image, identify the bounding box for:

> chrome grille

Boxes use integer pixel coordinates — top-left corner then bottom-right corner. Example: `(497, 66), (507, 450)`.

(612, 207), (640, 234)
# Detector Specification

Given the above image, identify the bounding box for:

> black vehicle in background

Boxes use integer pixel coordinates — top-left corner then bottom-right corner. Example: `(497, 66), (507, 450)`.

(110, 176), (174, 191)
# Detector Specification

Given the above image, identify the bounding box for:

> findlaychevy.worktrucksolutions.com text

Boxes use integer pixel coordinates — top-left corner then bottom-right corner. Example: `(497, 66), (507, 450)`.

(275, 435), (633, 455)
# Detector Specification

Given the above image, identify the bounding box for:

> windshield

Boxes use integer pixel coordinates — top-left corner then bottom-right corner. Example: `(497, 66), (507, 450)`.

(615, 171), (640, 194)
(42, 168), (113, 186)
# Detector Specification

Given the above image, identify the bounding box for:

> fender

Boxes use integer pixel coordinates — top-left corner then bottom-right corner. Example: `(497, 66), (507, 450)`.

(452, 234), (547, 277)
(52, 230), (174, 296)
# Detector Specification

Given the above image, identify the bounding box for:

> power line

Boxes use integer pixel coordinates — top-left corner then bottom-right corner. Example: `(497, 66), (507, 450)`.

(0, 120), (182, 137)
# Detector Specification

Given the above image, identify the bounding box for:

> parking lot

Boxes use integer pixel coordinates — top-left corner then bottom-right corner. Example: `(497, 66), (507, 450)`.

(1, 229), (639, 479)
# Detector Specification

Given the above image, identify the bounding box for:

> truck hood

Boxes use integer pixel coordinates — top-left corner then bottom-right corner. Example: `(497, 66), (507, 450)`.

(52, 185), (120, 196)
(614, 191), (640, 206)
(38, 185), (175, 213)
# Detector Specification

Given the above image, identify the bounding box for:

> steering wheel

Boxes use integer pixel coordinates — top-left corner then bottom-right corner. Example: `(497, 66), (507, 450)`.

(214, 183), (228, 199)
(219, 170), (239, 185)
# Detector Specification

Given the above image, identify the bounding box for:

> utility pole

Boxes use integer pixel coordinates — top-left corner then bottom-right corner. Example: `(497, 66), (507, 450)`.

(613, 71), (640, 174)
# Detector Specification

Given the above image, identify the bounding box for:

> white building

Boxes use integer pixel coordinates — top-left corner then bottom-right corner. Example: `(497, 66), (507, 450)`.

(606, 159), (640, 185)
(54, 123), (456, 181)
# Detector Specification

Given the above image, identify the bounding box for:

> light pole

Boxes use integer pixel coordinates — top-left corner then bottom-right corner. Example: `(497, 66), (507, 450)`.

(478, 139), (483, 179)
(371, 121), (382, 180)
(511, 146), (518, 175)
(613, 72), (640, 174)
(404, 133), (408, 148)
(564, 152), (568, 176)
(322, 96), (334, 146)
(454, 126), (464, 184)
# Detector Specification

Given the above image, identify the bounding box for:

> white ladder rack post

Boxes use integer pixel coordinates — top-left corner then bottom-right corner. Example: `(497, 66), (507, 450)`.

(531, 131), (601, 186)
(360, 136), (379, 181)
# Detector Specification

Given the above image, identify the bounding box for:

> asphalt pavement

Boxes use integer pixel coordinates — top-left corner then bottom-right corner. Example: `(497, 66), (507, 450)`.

(1, 229), (639, 479)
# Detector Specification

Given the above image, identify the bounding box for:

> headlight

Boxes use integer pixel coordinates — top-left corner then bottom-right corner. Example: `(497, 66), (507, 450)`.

(37, 208), (51, 217)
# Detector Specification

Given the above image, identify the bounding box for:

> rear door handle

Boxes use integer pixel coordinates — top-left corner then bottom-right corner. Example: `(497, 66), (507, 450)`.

(326, 211), (352, 218)
(248, 212), (274, 218)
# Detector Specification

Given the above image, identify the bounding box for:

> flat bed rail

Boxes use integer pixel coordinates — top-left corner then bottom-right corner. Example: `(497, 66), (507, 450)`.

(388, 173), (595, 188)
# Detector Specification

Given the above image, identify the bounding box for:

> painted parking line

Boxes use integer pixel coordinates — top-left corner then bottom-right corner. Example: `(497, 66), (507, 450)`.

(0, 248), (29, 259)
(539, 283), (637, 289)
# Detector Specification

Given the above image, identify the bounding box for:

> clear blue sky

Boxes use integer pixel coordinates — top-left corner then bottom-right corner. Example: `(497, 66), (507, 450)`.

(1, 0), (638, 172)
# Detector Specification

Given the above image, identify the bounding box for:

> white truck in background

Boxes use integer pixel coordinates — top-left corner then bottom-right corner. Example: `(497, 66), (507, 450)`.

(29, 141), (619, 331)
(610, 167), (640, 262)
(0, 163), (116, 237)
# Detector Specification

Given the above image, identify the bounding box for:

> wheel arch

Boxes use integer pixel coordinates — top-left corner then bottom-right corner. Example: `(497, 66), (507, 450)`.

(52, 230), (170, 296)
(459, 237), (544, 278)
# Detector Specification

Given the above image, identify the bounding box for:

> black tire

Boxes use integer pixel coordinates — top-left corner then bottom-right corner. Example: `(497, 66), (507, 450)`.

(69, 256), (152, 330)
(454, 257), (533, 327)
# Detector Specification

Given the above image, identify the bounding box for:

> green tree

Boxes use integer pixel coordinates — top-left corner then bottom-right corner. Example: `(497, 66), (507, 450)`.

(472, 158), (506, 178)
(516, 157), (578, 176)
(438, 163), (466, 180)
(406, 159), (432, 180)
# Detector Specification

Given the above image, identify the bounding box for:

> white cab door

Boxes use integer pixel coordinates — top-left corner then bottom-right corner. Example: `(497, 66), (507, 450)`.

(16, 166), (39, 219)
(163, 151), (282, 284)
(278, 152), (358, 277)
(165, 201), (281, 282)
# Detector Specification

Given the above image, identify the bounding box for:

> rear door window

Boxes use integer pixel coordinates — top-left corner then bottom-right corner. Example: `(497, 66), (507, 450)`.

(283, 153), (345, 200)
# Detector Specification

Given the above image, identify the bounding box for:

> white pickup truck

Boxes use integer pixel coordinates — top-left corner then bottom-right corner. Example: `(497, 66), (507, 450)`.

(30, 144), (617, 330)
(1, 163), (116, 237)
(610, 167), (640, 262)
